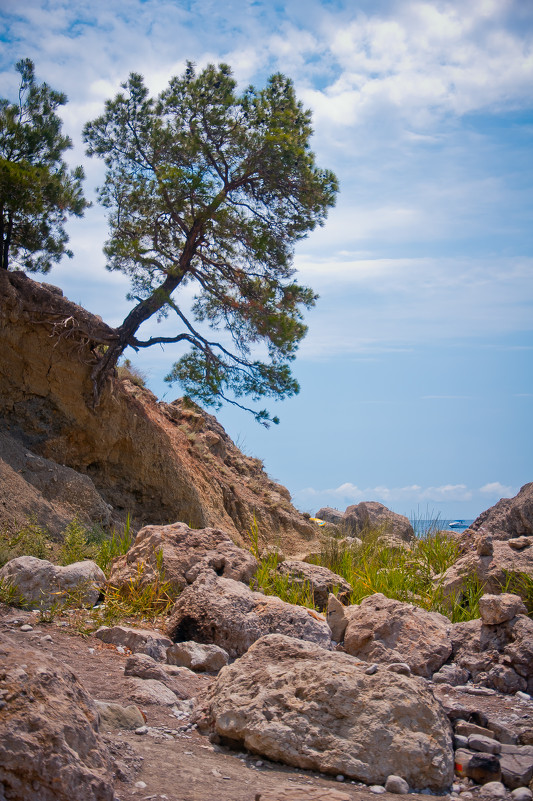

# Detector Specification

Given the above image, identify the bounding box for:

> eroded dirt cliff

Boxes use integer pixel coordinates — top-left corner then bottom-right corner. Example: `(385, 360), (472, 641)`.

(0, 270), (318, 554)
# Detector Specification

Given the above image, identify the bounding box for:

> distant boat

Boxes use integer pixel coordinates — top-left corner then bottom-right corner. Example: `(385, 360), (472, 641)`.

(449, 520), (467, 529)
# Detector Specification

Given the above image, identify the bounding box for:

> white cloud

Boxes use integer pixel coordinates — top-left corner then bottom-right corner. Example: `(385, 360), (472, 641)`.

(479, 482), (514, 496)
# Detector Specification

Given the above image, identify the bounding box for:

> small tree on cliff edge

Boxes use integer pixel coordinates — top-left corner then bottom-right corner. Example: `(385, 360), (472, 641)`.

(0, 59), (88, 272)
(84, 63), (338, 424)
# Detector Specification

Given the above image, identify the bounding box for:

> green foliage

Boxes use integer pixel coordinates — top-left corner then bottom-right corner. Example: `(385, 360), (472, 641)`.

(0, 577), (27, 607)
(117, 357), (147, 388)
(252, 552), (317, 610)
(84, 62), (338, 423)
(0, 58), (89, 272)
(93, 515), (134, 575)
(0, 516), (50, 567)
(96, 554), (174, 626)
(308, 526), (489, 623)
(58, 517), (94, 565)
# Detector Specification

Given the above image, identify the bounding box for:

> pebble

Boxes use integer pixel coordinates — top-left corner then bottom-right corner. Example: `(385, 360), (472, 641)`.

(134, 781), (147, 789)
(365, 664), (378, 675)
(479, 782), (507, 798)
(336, 775), (345, 782)
(369, 786), (386, 794)
(386, 663), (411, 676)
(41, 635), (52, 642)
(385, 775), (410, 794)
(20, 624), (33, 632)
(516, 692), (531, 701)
(135, 726), (149, 735)
(511, 789), (533, 801)
(255, 761), (263, 767)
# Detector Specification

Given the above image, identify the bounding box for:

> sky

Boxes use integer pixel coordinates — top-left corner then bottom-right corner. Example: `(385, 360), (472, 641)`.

(2, 0), (532, 521)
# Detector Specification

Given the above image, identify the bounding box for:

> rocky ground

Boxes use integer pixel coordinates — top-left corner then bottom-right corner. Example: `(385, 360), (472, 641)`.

(1, 600), (532, 801)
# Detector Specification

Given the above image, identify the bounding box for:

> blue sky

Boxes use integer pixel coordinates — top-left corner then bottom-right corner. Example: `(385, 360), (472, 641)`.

(2, 0), (532, 520)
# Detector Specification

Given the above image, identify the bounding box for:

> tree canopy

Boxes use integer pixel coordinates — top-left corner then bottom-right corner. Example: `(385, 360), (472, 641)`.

(85, 62), (338, 422)
(0, 59), (89, 272)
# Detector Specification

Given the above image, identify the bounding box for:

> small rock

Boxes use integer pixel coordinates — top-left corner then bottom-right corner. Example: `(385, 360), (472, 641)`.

(455, 736), (469, 749)
(369, 787), (386, 794)
(386, 663), (411, 676)
(469, 735), (502, 755)
(511, 789), (533, 801)
(20, 624), (33, 632)
(467, 753), (502, 784)
(134, 781), (147, 789)
(456, 723), (496, 740)
(41, 635), (52, 642)
(479, 594), (527, 626)
(516, 692), (531, 701)
(135, 726), (149, 735)
(365, 663), (378, 675)
(479, 781), (506, 798)
(336, 774), (345, 782)
(385, 775), (410, 794)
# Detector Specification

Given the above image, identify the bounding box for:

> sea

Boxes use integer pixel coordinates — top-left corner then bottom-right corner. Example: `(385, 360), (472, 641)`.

(410, 519), (475, 536)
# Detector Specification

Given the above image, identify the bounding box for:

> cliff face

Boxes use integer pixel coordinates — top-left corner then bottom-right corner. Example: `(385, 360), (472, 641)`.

(0, 270), (317, 554)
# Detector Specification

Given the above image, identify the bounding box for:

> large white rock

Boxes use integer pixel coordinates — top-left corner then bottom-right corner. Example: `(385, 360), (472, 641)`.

(165, 571), (331, 658)
(201, 633), (454, 792)
(342, 593), (452, 678)
(108, 521), (257, 595)
(0, 555), (105, 609)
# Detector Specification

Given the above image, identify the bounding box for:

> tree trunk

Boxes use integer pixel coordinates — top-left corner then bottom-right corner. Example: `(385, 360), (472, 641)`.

(90, 269), (188, 405)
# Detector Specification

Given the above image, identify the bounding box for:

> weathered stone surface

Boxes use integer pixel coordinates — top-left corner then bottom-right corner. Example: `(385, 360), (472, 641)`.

(0, 635), (114, 800)
(469, 735), (502, 755)
(95, 625), (172, 661)
(455, 750), (502, 784)
(125, 678), (179, 706)
(432, 664), (470, 686)
(435, 540), (533, 605)
(456, 723), (496, 740)
(468, 483), (533, 541)
(500, 751), (533, 789)
(108, 521), (257, 595)
(385, 775), (410, 794)
(480, 781), (507, 798)
(0, 555), (105, 609)
(315, 507), (345, 526)
(342, 593), (452, 678)
(451, 615), (533, 693)
(94, 699), (145, 730)
(124, 653), (171, 682)
(256, 788), (351, 801)
(342, 502), (414, 543)
(0, 431), (113, 536)
(479, 594), (527, 626)
(166, 571), (331, 658)
(277, 560), (352, 610)
(166, 641), (229, 672)
(202, 634), (454, 791)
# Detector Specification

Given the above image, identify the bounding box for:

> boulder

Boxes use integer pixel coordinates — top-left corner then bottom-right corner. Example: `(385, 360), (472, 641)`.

(93, 699), (145, 730)
(165, 571), (331, 658)
(479, 593), (527, 625)
(125, 678), (179, 706)
(342, 502), (414, 544)
(201, 634), (454, 792)
(166, 641), (229, 672)
(0, 635), (114, 800)
(95, 625), (172, 661)
(468, 484), (533, 541)
(276, 560), (352, 610)
(435, 539), (533, 605)
(107, 521), (257, 595)
(315, 507), (345, 526)
(0, 555), (105, 609)
(451, 614), (533, 693)
(342, 593), (452, 678)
